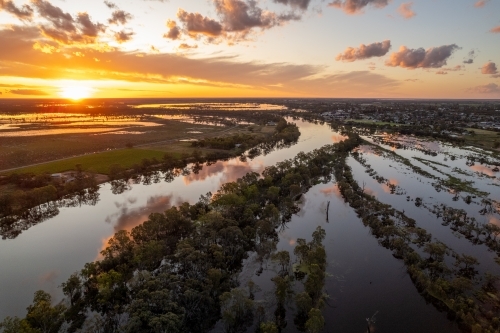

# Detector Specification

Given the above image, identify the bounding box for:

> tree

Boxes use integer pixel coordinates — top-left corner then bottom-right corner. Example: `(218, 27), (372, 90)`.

(259, 322), (278, 333)
(25, 290), (65, 333)
(305, 308), (324, 333)
(0, 316), (37, 333)
(271, 251), (290, 275)
(220, 288), (254, 333)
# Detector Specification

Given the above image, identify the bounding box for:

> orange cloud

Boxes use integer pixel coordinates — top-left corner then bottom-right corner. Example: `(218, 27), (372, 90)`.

(474, 0), (490, 8)
(164, 19), (181, 40)
(481, 62), (498, 75)
(397, 2), (416, 19)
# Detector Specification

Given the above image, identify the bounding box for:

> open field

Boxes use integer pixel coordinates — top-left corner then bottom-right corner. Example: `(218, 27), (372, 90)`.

(464, 128), (500, 150)
(346, 119), (403, 126)
(0, 120), (224, 171)
(1, 124), (275, 176)
(6, 149), (169, 175)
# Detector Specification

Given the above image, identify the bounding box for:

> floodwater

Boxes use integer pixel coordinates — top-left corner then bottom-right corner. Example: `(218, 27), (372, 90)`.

(1, 122), (498, 332)
(133, 102), (287, 111)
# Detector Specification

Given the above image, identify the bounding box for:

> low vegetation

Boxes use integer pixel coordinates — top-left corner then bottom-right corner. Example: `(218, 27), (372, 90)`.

(6, 149), (168, 175)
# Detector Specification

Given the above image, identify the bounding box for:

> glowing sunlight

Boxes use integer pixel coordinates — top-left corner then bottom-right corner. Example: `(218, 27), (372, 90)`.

(59, 84), (94, 100)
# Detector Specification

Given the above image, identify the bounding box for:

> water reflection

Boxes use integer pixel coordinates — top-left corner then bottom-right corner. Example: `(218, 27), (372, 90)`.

(0, 118), (337, 319)
(332, 133), (347, 143)
(490, 216), (500, 227)
(470, 164), (497, 177)
(320, 184), (343, 199)
(105, 194), (181, 233)
(183, 159), (265, 186)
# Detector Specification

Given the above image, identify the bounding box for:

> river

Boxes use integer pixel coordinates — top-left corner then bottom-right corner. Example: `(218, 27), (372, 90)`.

(3, 119), (499, 332)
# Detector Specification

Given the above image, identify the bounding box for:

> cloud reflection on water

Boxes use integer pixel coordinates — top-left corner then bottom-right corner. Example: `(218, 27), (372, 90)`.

(332, 133), (347, 143)
(470, 164), (497, 177)
(320, 184), (343, 199)
(183, 159), (265, 185)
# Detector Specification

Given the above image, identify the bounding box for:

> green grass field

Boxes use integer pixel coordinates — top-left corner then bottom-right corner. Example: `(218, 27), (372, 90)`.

(464, 128), (500, 150)
(5, 148), (169, 175)
(346, 119), (402, 126)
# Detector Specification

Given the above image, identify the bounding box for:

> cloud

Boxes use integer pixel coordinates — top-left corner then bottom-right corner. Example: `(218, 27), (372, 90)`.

(385, 44), (460, 69)
(104, 1), (116, 9)
(0, 25), (400, 97)
(435, 65), (465, 74)
(490, 26), (500, 33)
(328, 0), (391, 14)
(8, 89), (49, 95)
(469, 83), (500, 94)
(397, 2), (415, 19)
(172, 1), (301, 43)
(177, 9), (223, 38)
(474, 0), (490, 8)
(77, 12), (105, 38)
(463, 49), (478, 64)
(108, 10), (132, 25)
(214, 0), (299, 34)
(164, 20), (180, 40)
(0, 0), (34, 21)
(114, 30), (134, 43)
(178, 43), (198, 50)
(32, 0), (106, 44)
(273, 0), (312, 10)
(32, 0), (76, 32)
(481, 62), (498, 74)
(336, 40), (391, 62)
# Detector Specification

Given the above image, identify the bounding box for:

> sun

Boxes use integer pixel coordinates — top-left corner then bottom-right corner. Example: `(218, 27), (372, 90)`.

(59, 85), (94, 100)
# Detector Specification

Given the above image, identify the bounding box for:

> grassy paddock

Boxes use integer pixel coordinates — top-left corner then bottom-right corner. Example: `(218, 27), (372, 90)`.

(5, 149), (169, 175)
(346, 119), (402, 126)
(464, 128), (500, 150)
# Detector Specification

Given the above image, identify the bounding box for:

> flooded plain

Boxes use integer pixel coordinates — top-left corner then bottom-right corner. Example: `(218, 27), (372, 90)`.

(1, 121), (499, 332)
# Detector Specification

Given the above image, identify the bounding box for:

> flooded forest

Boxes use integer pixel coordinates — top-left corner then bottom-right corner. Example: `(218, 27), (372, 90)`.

(0, 100), (499, 333)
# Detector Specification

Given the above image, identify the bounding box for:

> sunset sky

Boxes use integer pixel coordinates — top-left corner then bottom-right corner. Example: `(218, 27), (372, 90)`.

(0, 0), (499, 99)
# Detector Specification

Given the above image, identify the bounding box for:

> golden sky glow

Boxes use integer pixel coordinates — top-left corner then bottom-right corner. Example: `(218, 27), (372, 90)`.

(0, 0), (499, 99)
